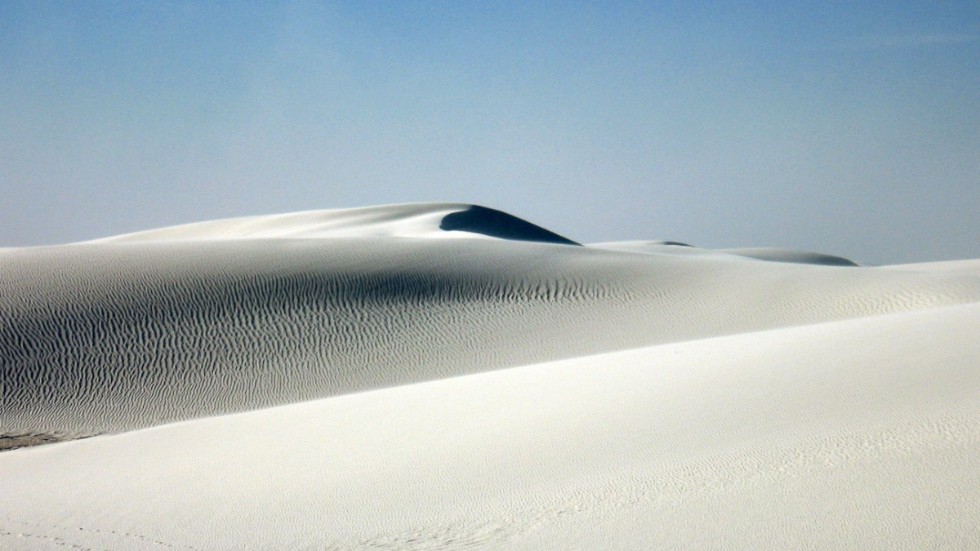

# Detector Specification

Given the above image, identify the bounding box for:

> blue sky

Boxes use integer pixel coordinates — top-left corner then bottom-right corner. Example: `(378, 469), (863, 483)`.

(1, 1), (977, 263)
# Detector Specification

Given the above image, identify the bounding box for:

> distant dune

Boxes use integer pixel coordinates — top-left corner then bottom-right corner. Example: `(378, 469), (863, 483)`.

(593, 240), (860, 266)
(1, 203), (978, 549)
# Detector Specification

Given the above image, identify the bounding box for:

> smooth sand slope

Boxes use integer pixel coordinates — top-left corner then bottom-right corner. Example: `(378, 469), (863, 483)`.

(1, 203), (978, 549)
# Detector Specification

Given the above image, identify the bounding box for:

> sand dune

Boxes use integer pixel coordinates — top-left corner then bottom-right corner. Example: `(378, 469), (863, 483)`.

(593, 240), (860, 266)
(1, 203), (978, 548)
(87, 203), (579, 245)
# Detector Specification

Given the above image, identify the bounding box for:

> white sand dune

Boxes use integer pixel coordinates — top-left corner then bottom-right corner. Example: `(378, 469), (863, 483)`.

(592, 240), (860, 266)
(1, 203), (978, 549)
(87, 203), (580, 245)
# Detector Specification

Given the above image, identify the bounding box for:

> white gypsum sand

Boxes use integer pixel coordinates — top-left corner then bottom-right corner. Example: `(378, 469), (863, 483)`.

(1, 203), (978, 549)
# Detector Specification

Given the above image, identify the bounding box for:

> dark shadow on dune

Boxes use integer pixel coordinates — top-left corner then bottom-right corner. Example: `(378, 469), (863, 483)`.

(440, 206), (580, 246)
(0, 432), (79, 451)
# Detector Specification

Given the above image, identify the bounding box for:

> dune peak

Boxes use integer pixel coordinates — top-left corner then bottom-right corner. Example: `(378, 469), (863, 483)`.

(439, 205), (580, 245)
(84, 203), (579, 245)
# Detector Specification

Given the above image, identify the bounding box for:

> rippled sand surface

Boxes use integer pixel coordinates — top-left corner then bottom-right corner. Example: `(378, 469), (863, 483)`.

(2, 204), (978, 549)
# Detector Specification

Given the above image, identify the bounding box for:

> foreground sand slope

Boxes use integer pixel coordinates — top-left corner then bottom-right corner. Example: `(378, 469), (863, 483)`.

(1, 302), (977, 549)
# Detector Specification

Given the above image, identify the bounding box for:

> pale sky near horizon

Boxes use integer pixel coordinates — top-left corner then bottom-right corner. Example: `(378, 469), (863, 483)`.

(1, 1), (977, 264)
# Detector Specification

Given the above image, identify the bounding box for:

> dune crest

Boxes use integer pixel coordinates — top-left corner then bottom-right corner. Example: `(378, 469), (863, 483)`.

(439, 205), (579, 245)
(86, 202), (577, 245)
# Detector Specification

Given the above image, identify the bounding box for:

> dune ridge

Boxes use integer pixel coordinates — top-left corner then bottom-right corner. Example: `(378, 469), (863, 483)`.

(86, 202), (579, 245)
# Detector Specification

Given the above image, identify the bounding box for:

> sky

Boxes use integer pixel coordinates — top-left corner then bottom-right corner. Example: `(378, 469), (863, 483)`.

(1, 1), (977, 264)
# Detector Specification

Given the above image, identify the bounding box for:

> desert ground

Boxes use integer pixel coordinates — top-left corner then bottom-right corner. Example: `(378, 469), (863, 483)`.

(2, 204), (978, 549)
